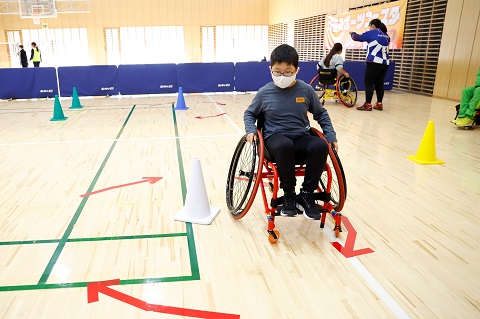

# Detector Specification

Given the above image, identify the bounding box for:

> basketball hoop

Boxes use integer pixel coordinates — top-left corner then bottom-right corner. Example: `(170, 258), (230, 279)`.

(19, 1), (58, 22)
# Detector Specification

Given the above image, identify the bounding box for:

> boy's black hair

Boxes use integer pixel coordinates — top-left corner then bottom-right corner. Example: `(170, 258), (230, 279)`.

(270, 44), (299, 69)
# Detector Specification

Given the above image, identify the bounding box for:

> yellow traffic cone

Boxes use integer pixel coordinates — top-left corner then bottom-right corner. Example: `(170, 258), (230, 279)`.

(407, 121), (444, 164)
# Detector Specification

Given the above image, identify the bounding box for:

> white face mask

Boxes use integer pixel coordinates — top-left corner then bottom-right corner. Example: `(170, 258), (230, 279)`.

(272, 74), (296, 89)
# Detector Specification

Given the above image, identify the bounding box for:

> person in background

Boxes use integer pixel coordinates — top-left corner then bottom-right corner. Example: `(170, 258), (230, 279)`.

(244, 44), (338, 220)
(451, 68), (480, 127)
(30, 42), (42, 67)
(317, 42), (350, 79)
(19, 45), (28, 68)
(350, 18), (390, 111)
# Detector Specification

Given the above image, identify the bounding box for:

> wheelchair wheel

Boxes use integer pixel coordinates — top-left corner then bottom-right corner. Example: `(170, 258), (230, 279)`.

(309, 74), (326, 101)
(226, 134), (264, 219)
(321, 146), (347, 212)
(335, 75), (358, 108)
(311, 128), (347, 212)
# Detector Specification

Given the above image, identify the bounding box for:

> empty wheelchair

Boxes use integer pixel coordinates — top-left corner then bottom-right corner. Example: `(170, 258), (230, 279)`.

(226, 127), (347, 244)
(309, 68), (358, 107)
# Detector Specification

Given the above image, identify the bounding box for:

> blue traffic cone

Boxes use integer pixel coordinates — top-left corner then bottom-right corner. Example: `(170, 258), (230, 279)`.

(69, 87), (83, 109)
(174, 86), (188, 110)
(50, 95), (68, 121)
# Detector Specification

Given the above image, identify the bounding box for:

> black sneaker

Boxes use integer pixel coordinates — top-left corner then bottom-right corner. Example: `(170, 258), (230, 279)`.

(297, 191), (321, 220)
(280, 192), (298, 217)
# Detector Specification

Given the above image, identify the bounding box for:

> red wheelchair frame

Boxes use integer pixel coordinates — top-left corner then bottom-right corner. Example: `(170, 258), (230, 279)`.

(226, 127), (347, 243)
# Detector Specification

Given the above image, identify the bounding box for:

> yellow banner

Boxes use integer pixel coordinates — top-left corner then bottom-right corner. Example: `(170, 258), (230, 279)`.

(325, 0), (407, 50)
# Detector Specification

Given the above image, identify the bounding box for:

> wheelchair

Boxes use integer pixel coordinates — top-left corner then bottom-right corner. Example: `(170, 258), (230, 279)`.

(309, 68), (358, 107)
(454, 103), (480, 129)
(226, 127), (347, 244)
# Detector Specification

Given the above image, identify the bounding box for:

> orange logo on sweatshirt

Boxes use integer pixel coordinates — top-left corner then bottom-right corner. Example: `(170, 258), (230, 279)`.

(296, 97), (305, 103)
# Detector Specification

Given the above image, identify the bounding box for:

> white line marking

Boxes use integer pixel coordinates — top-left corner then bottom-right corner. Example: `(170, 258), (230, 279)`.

(206, 95), (243, 135)
(323, 223), (411, 319)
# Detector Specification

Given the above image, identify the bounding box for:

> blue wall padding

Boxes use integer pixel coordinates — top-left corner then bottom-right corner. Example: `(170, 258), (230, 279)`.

(177, 62), (235, 93)
(384, 61), (395, 90)
(118, 64), (177, 95)
(343, 61), (395, 91)
(234, 62), (271, 91)
(0, 67), (58, 99)
(0, 61), (396, 100)
(58, 65), (119, 97)
(343, 61), (366, 91)
(297, 61), (319, 86)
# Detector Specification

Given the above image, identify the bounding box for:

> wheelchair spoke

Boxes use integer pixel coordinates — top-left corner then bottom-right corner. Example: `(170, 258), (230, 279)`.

(228, 140), (258, 213)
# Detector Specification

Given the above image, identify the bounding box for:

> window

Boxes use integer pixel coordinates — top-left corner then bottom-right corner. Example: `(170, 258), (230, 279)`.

(105, 26), (185, 65)
(5, 31), (21, 67)
(20, 28), (90, 66)
(202, 25), (269, 63)
(201, 26), (215, 62)
(105, 28), (120, 65)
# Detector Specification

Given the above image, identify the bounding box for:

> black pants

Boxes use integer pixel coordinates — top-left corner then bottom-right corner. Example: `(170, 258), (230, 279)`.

(33, 62), (40, 67)
(265, 133), (329, 193)
(364, 62), (389, 103)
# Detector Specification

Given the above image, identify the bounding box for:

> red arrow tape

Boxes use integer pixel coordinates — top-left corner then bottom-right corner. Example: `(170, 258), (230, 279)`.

(332, 217), (374, 258)
(87, 279), (240, 318)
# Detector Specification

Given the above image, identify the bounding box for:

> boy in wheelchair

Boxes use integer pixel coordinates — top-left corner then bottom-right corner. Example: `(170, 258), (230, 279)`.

(451, 68), (480, 127)
(244, 44), (338, 220)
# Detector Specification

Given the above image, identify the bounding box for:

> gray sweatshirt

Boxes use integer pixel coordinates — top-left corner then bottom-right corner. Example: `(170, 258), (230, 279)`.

(243, 80), (337, 143)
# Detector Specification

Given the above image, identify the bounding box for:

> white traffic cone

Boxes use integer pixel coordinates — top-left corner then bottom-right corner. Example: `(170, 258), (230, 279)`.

(174, 158), (220, 225)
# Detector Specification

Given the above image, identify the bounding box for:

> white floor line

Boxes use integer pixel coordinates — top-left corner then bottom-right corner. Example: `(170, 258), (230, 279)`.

(207, 95), (244, 135)
(323, 224), (411, 319)
(0, 134), (243, 147)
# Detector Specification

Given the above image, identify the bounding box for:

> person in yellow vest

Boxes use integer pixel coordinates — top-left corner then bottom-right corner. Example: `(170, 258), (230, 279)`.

(30, 42), (42, 67)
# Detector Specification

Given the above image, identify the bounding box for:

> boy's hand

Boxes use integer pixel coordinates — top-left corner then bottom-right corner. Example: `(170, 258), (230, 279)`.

(246, 133), (256, 145)
(331, 141), (338, 153)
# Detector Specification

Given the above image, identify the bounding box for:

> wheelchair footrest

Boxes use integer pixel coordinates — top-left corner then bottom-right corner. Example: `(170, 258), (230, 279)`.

(313, 192), (331, 202)
(270, 196), (283, 208)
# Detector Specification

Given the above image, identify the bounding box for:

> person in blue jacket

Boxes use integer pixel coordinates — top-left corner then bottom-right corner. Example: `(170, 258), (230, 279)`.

(350, 19), (390, 111)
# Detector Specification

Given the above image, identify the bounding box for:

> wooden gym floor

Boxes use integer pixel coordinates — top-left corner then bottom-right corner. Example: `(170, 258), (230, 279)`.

(0, 89), (479, 319)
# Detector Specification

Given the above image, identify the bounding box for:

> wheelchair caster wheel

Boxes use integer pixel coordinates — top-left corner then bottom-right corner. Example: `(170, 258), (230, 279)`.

(268, 230), (280, 244)
(334, 228), (341, 238)
(333, 225), (342, 238)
